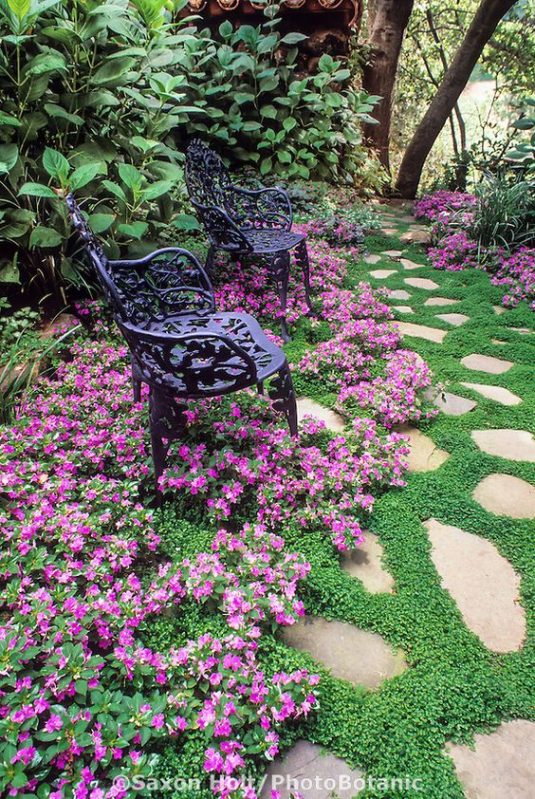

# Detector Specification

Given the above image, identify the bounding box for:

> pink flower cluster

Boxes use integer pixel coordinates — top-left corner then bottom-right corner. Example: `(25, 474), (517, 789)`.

(0, 338), (317, 798)
(336, 350), (437, 428)
(413, 190), (476, 223)
(428, 231), (480, 272)
(490, 247), (535, 310)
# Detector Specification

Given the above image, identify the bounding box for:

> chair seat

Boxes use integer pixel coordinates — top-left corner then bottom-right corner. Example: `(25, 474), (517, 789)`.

(149, 311), (287, 385)
(242, 228), (305, 254)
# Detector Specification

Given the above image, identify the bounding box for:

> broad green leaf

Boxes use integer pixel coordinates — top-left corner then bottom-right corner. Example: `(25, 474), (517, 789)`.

(142, 180), (173, 201)
(280, 32), (308, 45)
(18, 182), (57, 198)
(29, 226), (63, 248)
(91, 57), (135, 86)
(24, 52), (67, 77)
(118, 163), (143, 190)
(0, 112), (21, 128)
(102, 180), (126, 202)
(260, 105), (277, 120)
(172, 213), (200, 231)
(44, 104), (84, 125)
(0, 261), (20, 284)
(43, 148), (70, 180)
(69, 163), (102, 190)
(116, 221), (148, 239)
(0, 144), (18, 174)
(87, 213), (115, 233)
(7, 0), (30, 22)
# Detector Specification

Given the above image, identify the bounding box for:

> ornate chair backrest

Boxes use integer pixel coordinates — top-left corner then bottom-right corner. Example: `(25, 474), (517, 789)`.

(66, 194), (215, 328)
(185, 139), (232, 209)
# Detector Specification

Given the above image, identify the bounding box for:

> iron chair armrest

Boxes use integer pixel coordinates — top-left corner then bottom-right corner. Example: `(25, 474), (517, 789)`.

(225, 184), (293, 231)
(190, 200), (253, 252)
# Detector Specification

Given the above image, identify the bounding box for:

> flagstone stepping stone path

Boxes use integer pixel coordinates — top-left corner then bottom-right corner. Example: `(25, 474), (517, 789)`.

(473, 474), (535, 519)
(424, 296), (459, 306)
(397, 321), (447, 343)
(396, 425), (450, 472)
(399, 258), (424, 270)
(447, 721), (535, 799)
(461, 354), (513, 374)
(393, 305), (413, 314)
(260, 741), (364, 799)
(388, 289), (411, 300)
(281, 616), (407, 689)
(471, 429), (535, 462)
(340, 532), (395, 593)
(400, 229), (431, 245)
(370, 269), (397, 280)
(404, 277), (439, 290)
(364, 253), (381, 264)
(297, 398), (345, 433)
(433, 391), (477, 416)
(382, 250), (403, 258)
(424, 519), (525, 652)
(460, 382), (522, 406)
(493, 305), (506, 315)
(436, 312), (470, 326)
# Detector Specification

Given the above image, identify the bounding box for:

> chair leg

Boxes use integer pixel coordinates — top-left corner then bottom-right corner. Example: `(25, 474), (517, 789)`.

(295, 239), (314, 315)
(257, 380), (264, 395)
(269, 252), (291, 342)
(131, 361), (142, 403)
(268, 361), (299, 438)
(149, 389), (170, 504)
(206, 245), (217, 279)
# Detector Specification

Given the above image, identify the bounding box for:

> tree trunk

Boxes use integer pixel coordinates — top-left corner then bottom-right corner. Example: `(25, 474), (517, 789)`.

(395, 0), (517, 198)
(362, 0), (415, 172)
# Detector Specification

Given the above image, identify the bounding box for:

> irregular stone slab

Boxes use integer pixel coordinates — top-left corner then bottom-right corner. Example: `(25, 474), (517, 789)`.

(434, 391), (477, 416)
(461, 354), (513, 375)
(424, 297), (459, 307)
(493, 305), (506, 315)
(260, 741), (364, 799)
(393, 305), (414, 314)
(436, 313), (469, 326)
(399, 258), (424, 270)
(471, 430), (535, 462)
(491, 339), (506, 346)
(424, 519), (525, 652)
(340, 532), (395, 593)
(396, 425), (450, 472)
(388, 289), (411, 300)
(363, 253), (381, 265)
(370, 269), (397, 279)
(508, 326), (532, 335)
(400, 229), (431, 245)
(404, 277), (439, 291)
(447, 721), (535, 799)
(281, 616), (407, 689)
(460, 382), (521, 407)
(297, 398), (345, 433)
(380, 227), (398, 236)
(382, 249), (403, 258)
(473, 474), (535, 519)
(397, 321), (447, 343)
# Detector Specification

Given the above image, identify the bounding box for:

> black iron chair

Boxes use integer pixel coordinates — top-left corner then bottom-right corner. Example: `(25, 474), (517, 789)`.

(185, 138), (314, 341)
(66, 194), (298, 495)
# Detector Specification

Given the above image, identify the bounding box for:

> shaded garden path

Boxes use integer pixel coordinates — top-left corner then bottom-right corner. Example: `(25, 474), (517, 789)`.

(265, 205), (535, 798)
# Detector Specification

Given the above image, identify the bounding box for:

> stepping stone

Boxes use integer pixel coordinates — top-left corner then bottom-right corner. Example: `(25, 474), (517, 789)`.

(492, 339), (506, 346)
(399, 258), (424, 270)
(436, 313), (469, 326)
(400, 229), (431, 245)
(340, 532), (395, 593)
(397, 321), (447, 343)
(460, 382), (521, 407)
(493, 305), (506, 315)
(260, 741), (364, 799)
(363, 254), (381, 265)
(281, 616), (407, 689)
(382, 250), (403, 258)
(380, 227), (398, 235)
(473, 474), (535, 519)
(370, 269), (397, 279)
(388, 289), (411, 300)
(297, 398), (345, 433)
(424, 297), (459, 307)
(393, 306), (413, 314)
(508, 326), (532, 335)
(471, 430), (535, 462)
(434, 391), (477, 416)
(461, 354), (513, 375)
(424, 519), (525, 652)
(404, 277), (439, 291)
(396, 425), (449, 472)
(447, 721), (535, 799)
